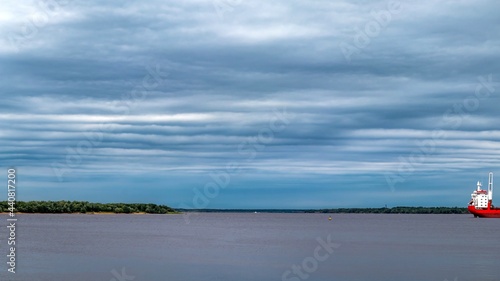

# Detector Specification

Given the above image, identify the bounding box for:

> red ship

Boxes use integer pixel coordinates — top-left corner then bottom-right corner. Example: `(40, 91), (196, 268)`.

(468, 172), (500, 218)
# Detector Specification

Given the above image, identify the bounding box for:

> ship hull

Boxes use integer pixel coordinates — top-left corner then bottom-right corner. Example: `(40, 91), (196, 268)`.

(468, 205), (500, 218)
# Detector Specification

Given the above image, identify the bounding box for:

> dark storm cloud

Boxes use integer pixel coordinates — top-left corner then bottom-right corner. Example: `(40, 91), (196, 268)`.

(1, 0), (499, 207)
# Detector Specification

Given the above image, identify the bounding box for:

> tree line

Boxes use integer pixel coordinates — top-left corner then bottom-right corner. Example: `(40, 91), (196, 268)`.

(0, 201), (177, 214)
(0, 202), (469, 214)
(306, 206), (469, 214)
(178, 207), (470, 214)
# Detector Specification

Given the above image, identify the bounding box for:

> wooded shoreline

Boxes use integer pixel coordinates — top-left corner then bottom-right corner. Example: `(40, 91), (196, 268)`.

(179, 206), (469, 214)
(0, 201), (178, 214)
(0, 201), (469, 214)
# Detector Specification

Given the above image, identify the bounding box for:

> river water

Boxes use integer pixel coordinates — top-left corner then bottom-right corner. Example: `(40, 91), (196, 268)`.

(0, 213), (499, 281)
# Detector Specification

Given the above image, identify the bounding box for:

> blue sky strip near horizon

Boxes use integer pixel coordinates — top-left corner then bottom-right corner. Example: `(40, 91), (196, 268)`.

(1, 0), (499, 208)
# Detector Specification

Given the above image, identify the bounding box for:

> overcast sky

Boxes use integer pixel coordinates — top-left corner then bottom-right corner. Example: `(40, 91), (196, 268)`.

(1, 0), (499, 208)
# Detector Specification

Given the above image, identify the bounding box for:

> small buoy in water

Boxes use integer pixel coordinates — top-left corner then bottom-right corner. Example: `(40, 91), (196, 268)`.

(328, 216), (332, 221)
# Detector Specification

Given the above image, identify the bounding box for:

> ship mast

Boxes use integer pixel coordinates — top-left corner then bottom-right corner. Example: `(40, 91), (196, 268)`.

(488, 172), (493, 201)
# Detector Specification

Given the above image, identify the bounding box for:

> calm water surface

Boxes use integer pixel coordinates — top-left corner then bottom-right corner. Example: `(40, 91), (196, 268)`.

(0, 213), (499, 281)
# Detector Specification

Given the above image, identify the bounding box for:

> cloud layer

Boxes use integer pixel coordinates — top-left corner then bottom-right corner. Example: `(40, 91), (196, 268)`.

(1, 0), (500, 208)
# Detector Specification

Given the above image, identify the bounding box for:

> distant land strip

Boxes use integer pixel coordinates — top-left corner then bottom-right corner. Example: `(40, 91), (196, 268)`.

(0, 201), (469, 214)
(178, 207), (470, 214)
(0, 201), (178, 214)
